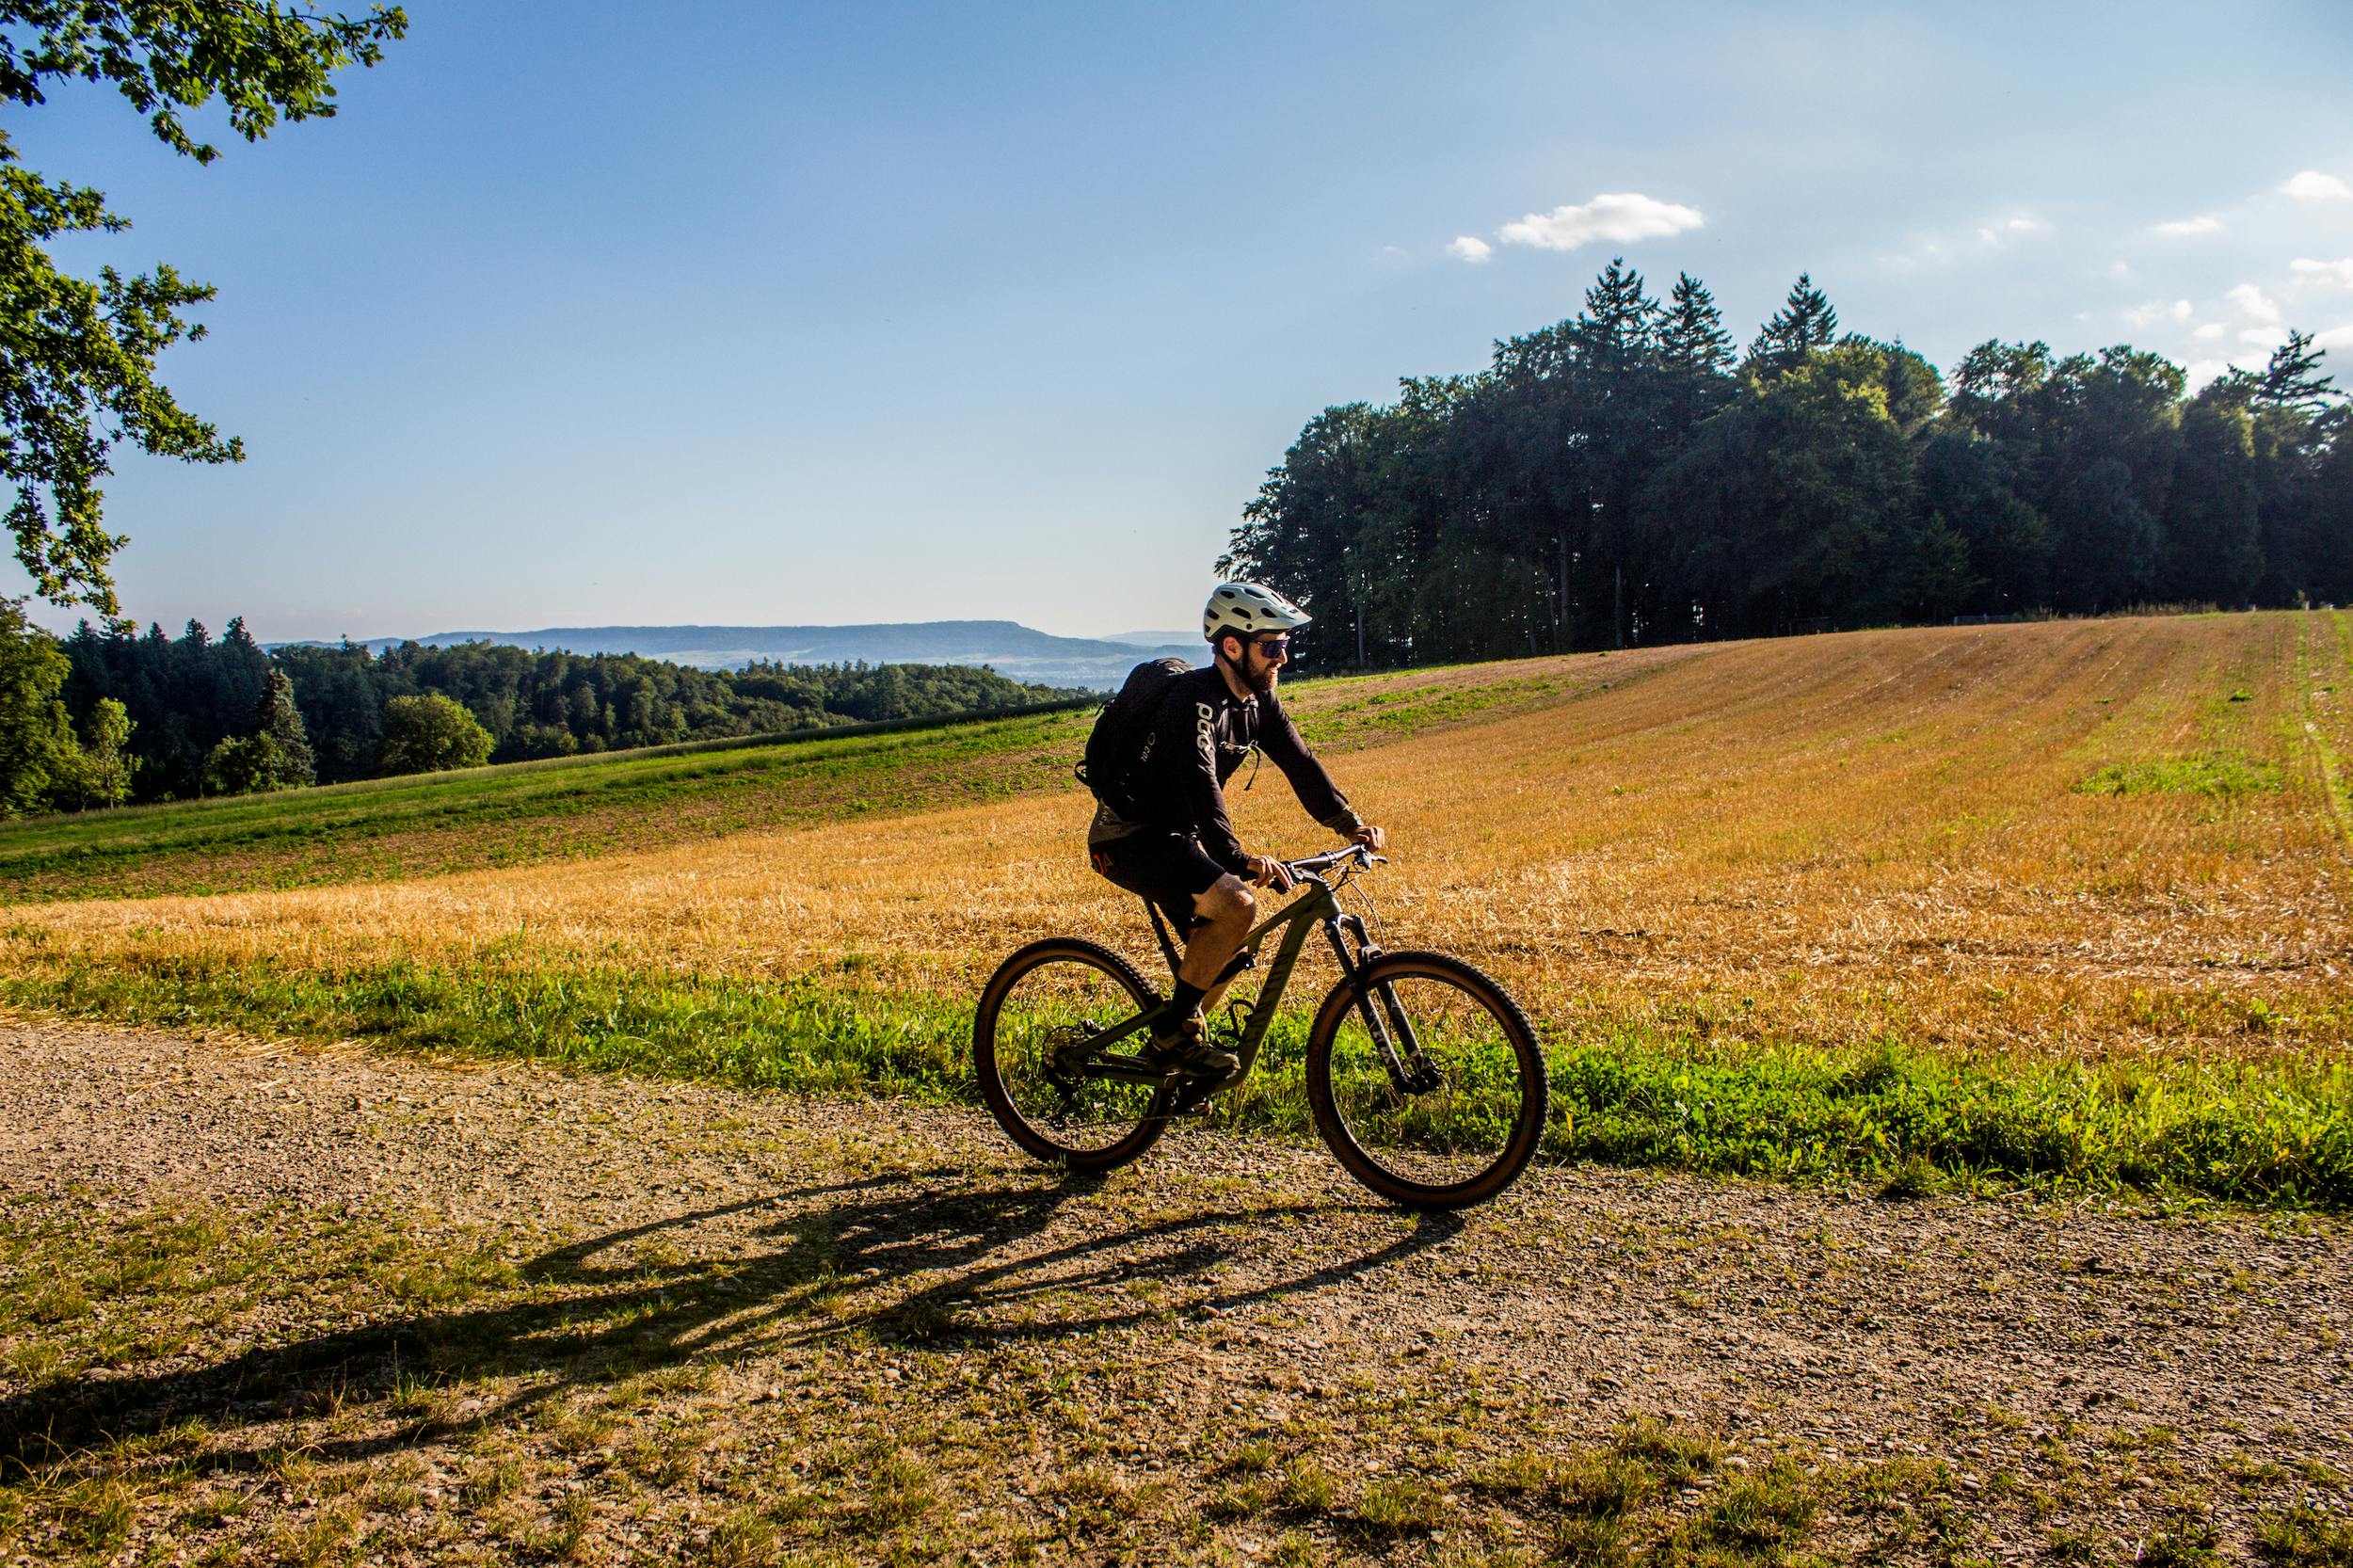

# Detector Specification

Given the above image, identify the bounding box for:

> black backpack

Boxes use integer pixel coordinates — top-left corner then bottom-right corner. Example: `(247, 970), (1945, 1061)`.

(1075, 658), (1189, 815)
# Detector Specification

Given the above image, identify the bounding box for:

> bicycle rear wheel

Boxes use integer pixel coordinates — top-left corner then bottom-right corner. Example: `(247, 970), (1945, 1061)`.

(1305, 950), (1549, 1209)
(972, 936), (1173, 1171)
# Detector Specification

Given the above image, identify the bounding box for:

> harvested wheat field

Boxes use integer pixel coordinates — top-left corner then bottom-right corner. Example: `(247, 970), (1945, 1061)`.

(10, 613), (2347, 1048)
(6, 612), (2352, 1198)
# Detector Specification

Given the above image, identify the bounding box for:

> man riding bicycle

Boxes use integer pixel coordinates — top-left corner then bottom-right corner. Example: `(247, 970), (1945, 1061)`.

(1087, 583), (1386, 1078)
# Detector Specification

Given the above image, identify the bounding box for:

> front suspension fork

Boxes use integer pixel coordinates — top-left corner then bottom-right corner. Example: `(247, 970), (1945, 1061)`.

(1323, 914), (1442, 1095)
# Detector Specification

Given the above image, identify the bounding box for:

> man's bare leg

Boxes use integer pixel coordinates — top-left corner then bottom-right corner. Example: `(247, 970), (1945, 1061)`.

(1166, 874), (1255, 1025)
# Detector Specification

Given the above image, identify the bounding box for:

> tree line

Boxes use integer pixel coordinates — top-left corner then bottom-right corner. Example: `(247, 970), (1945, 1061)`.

(1222, 264), (2352, 664)
(0, 610), (1078, 813)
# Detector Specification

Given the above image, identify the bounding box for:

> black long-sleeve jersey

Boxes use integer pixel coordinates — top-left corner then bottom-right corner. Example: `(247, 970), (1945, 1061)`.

(1087, 665), (1361, 874)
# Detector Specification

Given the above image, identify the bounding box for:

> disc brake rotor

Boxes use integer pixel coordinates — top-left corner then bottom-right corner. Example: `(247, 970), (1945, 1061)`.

(1044, 1022), (1096, 1089)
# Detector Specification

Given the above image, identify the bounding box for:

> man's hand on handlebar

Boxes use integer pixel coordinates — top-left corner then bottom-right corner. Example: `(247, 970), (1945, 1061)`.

(1352, 824), (1386, 853)
(1244, 853), (1297, 892)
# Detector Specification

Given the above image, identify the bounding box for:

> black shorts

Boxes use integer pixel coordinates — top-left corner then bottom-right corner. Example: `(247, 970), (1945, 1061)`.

(1089, 831), (1227, 934)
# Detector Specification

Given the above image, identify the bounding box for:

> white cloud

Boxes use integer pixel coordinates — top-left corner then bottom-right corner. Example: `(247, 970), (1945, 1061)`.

(2194, 323), (2226, 342)
(2155, 215), (2224, 236)
(1495, 192), (1705, 252)
(2291, 257), (2353, 290)
(2228, 282), (2283, 324)
(2281, 170), (2353, 204)
(2122, 298), (2195, 328)
(2317, 323), (2353, 350)
(2111, 261), (2131, 276)
(1973, 215), (2047, 248)
(2185, 359), (2235, 391)
(1446, 234), (1493, 264)
(2240, 326), (2290, 349)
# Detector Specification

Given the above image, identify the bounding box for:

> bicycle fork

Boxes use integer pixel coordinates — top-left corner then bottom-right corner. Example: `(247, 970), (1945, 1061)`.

(1322, 914), (1444, 1096)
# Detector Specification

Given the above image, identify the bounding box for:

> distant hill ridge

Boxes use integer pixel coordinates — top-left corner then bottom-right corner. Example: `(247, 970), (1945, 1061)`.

(327, 620), (1202, 689)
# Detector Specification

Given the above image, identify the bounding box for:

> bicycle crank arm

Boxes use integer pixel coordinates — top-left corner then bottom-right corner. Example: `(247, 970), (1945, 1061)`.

(1071, 1050), (1182, 1087)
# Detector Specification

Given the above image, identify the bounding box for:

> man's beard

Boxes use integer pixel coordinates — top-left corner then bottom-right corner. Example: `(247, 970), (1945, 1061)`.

(1219, 648), (1278, 696)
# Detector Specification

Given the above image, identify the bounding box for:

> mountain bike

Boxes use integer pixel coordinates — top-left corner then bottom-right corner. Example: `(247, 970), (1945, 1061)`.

(971, 845), (1549, 1209)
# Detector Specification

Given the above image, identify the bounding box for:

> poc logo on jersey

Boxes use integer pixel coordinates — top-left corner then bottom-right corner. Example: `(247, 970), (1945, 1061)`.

(1195, 702), (1215, 758)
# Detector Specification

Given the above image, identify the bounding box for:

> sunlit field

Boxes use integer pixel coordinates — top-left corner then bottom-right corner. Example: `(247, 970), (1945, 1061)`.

(8, 612), (2351, 1199)
(0, 653), (1638, 904)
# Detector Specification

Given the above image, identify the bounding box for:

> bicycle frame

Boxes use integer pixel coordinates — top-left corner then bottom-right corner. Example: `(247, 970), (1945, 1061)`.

(1061, 860), (1433, 1101)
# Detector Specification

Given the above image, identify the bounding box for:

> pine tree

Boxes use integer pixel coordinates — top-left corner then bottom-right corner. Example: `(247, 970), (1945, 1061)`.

(2256, 329), (2336, 413)
(1572, 258), (1659, 364)
(1745, 273), (1840, 380)
(249, 669), (315, 787)
(1658, 272), (1737, 430)
(1659, 273), (1733, 375)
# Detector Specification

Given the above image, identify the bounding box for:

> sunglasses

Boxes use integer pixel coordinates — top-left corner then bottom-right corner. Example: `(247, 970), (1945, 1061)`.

(1252, 635), (1290, 658)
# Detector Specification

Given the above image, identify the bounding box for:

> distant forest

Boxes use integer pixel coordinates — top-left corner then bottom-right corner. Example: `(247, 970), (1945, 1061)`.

(45, 622), (1079, 803)
(1224, 265), (2353, 663)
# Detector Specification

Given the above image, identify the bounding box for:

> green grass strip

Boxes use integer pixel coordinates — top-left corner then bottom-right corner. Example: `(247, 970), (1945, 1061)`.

(0, 708), (1096, 904)
(2073, 752), (2282, 797)
(8, 952), (2351, 1208)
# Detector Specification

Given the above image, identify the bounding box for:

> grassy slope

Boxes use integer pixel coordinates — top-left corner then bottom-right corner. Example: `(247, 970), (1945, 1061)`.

(8, 616), (2352, 1205)
(0, 710), (1096, 904)
(0, 651), (1657, 904)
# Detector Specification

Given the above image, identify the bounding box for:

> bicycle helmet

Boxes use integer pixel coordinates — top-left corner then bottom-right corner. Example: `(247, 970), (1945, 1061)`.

(1203, 582), (1312, 644)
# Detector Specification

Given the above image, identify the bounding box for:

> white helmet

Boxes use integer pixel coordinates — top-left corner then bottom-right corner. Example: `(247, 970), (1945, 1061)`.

(1203, 582), (1312, 644)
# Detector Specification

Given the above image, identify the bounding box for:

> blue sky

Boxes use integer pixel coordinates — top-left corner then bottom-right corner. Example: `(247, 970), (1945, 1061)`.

(13, 0), (2353, 643)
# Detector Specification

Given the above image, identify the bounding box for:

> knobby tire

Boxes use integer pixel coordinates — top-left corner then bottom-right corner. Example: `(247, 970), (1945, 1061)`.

(972, 936), (1172, 1172)
(1305, 950), (1548, 1209)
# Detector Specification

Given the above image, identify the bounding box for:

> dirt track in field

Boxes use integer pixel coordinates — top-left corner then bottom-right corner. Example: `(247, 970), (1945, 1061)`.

(5, 1020), (2351, 1563)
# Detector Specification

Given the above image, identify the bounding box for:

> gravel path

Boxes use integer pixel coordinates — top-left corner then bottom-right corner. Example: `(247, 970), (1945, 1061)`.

(5, 1018), (2350, 1562)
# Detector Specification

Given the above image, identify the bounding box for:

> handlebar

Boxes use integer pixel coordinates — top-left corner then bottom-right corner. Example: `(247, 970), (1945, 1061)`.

(1281, 843), (1384, 881)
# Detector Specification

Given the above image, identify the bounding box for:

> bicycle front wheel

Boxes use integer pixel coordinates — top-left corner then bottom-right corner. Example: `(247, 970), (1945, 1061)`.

(972, 936), (1172, 1172)
(1305, 950), (1549, 1209)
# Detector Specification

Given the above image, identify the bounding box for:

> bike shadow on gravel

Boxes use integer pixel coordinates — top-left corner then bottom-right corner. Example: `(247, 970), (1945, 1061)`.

(0, 1163), (1460, 1481)
(765, 1167), (1466, 1354)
